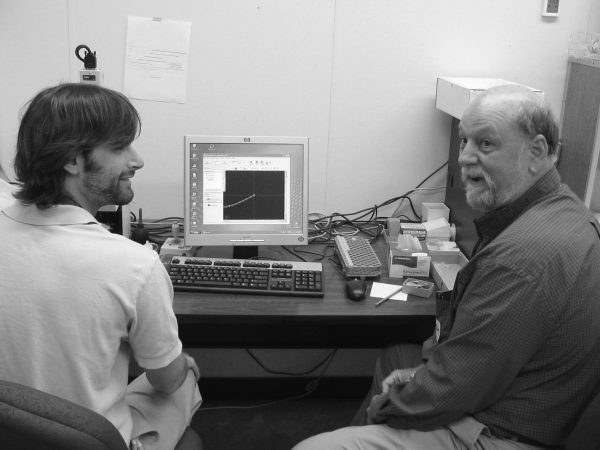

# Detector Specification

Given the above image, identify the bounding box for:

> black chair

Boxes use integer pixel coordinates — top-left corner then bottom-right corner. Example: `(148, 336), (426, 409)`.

(566, 389), (600, 450)
(0, 379), (202, 450)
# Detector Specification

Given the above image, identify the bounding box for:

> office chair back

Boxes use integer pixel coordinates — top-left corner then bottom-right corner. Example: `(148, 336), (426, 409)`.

(0, 379), (202, 450)
(566, 388), (600, 450)
(0, 379), (128, 449)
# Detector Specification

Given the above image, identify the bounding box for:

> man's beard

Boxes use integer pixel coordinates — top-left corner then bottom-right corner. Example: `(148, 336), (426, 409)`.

(83, 156), (134, 206)
(461, 169), (528, 212)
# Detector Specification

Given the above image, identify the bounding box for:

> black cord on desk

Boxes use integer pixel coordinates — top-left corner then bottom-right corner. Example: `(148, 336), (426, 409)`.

(328, 252), (347, 279)
(133, 161), (447, 249)
(308, 160), (449, 244)
(281, 244), (335, 262)
(281, 245), (307, 262)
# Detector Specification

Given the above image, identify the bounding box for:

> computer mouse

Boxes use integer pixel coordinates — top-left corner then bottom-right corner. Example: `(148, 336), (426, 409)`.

(345, 279), (367, 301)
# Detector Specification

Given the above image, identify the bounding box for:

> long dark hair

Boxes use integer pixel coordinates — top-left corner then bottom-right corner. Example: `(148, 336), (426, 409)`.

(13, 83), (141, 208)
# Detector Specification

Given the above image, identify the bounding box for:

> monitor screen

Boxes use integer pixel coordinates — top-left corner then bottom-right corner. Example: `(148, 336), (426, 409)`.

(183, 135), (309, 258)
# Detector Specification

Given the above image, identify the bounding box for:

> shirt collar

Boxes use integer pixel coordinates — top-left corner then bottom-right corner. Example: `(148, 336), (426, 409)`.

(473, 167), (561, 251)
(2, 202), (98, 226)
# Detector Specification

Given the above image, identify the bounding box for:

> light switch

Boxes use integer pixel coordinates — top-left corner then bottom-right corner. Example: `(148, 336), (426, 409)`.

(542, 0), (559, 17)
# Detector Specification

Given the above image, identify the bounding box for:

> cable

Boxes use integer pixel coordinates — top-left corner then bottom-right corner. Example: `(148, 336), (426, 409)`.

(197, 349), (338, 412)
(282, 245), (335, 262)
(307, 160), (448, 240)
(391, 161), (448, 219)
(281, 245), (308, 262)
(131, 216), (183, 246)
(414, 161), (448, 190)
(132, 162), (448, 246)
(244, 349), (337, 376)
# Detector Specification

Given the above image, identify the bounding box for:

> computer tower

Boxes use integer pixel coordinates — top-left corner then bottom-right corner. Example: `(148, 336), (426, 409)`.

(444, 118), (481, 258)
(95, 204), (131, 238)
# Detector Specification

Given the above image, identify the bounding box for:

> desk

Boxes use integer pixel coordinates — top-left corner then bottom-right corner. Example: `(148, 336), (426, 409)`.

(173, 238), (436, 348)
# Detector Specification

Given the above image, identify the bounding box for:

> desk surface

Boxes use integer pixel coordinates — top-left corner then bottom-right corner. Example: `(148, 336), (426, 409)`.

(173, 238), (436, 347)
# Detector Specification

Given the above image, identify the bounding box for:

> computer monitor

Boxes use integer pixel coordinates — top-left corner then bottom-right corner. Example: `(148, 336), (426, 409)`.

(183, 135), (309, 259)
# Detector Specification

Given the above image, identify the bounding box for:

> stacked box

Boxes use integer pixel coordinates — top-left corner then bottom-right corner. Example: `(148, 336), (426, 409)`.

(387, 234), (431, 278)
(399, 222), (427, 240)
(430, 252), (468, 291)
(421, 203), (450, 222)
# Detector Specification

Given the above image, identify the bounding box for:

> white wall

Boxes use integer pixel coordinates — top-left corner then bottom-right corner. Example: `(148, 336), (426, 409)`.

(1, 0), (597, 378)
(589, 1), (600, 31)
(1, 0), (597, 221)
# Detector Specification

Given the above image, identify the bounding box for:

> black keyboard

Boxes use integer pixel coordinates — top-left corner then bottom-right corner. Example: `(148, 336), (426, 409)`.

(167, 256), (324, 297)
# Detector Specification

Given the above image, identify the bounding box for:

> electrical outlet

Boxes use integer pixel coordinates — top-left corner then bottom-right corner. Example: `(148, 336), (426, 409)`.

(542, 0), (559, 17)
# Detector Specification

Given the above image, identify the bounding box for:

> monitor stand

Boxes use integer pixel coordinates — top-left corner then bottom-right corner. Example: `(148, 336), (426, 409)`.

(233, 245), (259, 260)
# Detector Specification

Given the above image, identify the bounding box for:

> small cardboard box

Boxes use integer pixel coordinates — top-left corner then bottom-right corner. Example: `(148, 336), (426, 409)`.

(430, 252), (468, 291)
(388, 234), (431, 278)
(400, 218), (452, 242)
(435, 77), (543, 119)
(426, 240), (461, 254)
(422, 217), (452, 242)
(421, 203), (450, 222)
(400, 222), (427, 240)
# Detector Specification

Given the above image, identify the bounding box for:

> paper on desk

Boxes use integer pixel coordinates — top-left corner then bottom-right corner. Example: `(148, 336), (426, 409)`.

(370, 282), (408, 301)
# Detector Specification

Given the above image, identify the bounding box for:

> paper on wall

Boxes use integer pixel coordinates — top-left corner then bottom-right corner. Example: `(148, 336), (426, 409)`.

(124, 16), (192, 103)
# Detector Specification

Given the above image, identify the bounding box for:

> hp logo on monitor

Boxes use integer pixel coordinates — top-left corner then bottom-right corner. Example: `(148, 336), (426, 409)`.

(244, 137), (251, 142)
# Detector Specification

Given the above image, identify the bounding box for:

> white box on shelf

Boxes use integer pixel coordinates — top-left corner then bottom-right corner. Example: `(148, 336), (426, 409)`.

(435, 77), (543, 119)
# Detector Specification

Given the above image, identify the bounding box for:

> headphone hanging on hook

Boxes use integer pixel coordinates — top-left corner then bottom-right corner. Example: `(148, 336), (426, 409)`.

(74, 44), (103, 85)
(75, 44), (97, 69)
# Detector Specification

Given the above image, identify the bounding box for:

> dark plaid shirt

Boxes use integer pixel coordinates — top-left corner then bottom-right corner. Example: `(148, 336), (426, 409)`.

(383, 168), (600, 446)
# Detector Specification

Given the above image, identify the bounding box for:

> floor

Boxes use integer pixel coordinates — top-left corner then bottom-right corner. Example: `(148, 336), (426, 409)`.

(192, 378), (367, 450)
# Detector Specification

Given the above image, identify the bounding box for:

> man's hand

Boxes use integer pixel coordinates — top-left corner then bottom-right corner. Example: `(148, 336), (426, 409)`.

(366, 366), (421, 424)
(381, 367), (419, 394)
(146, 353), (200, 394)
(366, 393), (388, 424)
(184, 353), (200, 381)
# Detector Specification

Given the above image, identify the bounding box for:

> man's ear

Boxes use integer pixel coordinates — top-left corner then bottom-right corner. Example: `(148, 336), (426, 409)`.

(63, 155), (84, 175)
(528, 134), (549, 173)
(530, 134), (549, 158)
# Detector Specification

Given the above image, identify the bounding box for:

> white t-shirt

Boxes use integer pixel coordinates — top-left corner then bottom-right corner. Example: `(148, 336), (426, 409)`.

(0, 179), (16, 210)
(0, 202), (182, 443)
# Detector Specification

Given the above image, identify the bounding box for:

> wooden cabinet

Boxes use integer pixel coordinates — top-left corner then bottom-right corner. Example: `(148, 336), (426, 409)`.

(558, 56), (600, 213)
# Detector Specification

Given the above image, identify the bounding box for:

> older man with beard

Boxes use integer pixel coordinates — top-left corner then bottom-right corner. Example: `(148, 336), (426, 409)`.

(292, 85), (600, 449)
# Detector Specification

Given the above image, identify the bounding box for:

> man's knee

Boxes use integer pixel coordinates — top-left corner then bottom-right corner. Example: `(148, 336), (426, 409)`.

(292, 428), (353, 450)
(292, 426), (380, 450)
